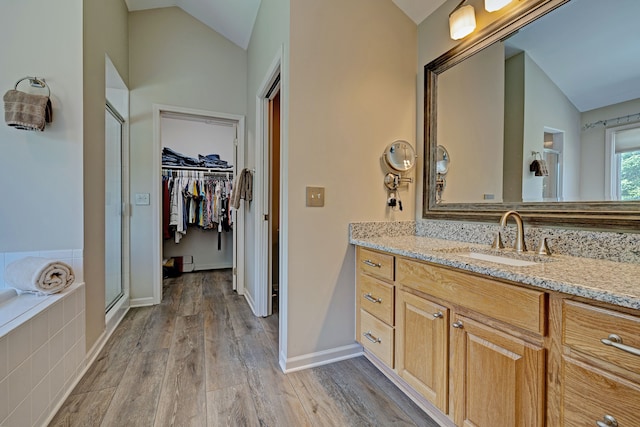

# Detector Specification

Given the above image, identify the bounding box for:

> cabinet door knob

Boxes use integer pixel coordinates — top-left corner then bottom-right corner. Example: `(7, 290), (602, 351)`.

(433, 312), (443, 319)
(363, 331), (382, 344)
(452, 321), (464, 329)
(364, 293), (382, 304)
(601, 334), (640, 357)
(362, 259), (382, 268)
(596, 414), (618, 427)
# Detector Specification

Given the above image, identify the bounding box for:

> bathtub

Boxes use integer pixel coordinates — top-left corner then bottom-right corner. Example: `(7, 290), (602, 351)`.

(0, 282), (86, 427)
(0, 289), (50, 332)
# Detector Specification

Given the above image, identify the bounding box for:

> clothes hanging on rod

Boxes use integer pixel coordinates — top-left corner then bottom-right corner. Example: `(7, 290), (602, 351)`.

(162, 168), (233, 247)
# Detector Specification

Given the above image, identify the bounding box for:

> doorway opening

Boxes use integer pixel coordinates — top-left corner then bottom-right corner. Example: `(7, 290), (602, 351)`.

(268, 85), (281, 316)
(152, 105), (245, 305)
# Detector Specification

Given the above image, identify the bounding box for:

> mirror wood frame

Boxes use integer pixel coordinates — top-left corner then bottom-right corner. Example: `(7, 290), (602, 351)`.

(423, 0), (640, 231)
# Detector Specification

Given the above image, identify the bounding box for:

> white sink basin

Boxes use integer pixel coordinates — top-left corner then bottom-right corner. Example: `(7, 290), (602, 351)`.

(458, 251), (538, 267)
(434, 247), (552, 267)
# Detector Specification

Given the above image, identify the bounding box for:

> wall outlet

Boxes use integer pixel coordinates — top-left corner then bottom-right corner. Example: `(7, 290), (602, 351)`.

(135, 193), (150, 205)
(306, 186), (325, 207)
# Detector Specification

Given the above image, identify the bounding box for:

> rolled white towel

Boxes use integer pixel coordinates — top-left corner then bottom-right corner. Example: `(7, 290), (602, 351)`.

(4, 257), (75, 295)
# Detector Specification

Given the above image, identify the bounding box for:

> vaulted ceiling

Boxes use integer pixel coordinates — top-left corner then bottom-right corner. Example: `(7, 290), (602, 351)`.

(125, 0), (447, 49)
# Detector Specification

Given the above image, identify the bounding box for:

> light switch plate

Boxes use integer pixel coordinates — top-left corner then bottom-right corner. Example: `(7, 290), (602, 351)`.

(306, 186), (325, 207)
(135, 193), (150, 205)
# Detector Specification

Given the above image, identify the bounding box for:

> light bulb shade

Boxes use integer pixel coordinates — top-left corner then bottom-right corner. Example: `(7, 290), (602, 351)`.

(484, 0), (513, 12)
(449, 4), (476, 40)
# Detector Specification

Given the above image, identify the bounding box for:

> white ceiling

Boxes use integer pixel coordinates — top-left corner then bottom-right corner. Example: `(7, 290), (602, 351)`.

(392, 0), (448, 25)
(125, 0), (261, 49)
(125, 0), (446, 49)
(504, 0), (640, 112)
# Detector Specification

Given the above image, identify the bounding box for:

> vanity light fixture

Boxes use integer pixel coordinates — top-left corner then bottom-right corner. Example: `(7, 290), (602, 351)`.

(484, 0), (513, 12)
(449, 0), (476, 40)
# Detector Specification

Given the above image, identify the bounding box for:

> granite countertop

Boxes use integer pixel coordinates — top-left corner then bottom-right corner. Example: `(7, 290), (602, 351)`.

(350, 234), (640, 311)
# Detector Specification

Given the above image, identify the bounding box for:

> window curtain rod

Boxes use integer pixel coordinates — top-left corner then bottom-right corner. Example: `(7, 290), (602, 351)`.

(583, 112), (640, 130)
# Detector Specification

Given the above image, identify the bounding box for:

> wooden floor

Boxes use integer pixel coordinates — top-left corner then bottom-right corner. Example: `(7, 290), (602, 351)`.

(50, 270), (438, 427)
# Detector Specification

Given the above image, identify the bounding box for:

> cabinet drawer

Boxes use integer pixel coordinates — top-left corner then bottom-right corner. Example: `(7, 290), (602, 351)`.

(563, 300), (640, 375)
(359, 274), (394, 325)
(359, 309), (394, 367)
(562, 358), (640, 427)
(397, 258), (546, 335)
(357, 248), (394, 281)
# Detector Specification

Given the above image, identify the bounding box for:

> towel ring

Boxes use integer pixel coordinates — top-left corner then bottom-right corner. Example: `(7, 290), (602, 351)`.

(14, 76), (50, 97)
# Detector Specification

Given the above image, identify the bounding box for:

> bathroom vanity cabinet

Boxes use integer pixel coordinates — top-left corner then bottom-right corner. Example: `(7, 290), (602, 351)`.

(395, 256), (545, 427)
(354, 245), (640, 427)
(559, 300), (640, 427)
(355, 248), (396, 367)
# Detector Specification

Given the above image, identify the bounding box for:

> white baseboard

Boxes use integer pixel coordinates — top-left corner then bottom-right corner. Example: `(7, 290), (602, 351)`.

(130, 296), (156, 307)
(244, 290), (257, 314)
(281, 343), (363, 373)
(194, 263), (232, 271)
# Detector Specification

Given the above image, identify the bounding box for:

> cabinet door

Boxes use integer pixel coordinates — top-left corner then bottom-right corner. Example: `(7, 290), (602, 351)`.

(451, 315), (545, 427)
(562, 357), (640, 427)
(396, 290), (449, 412)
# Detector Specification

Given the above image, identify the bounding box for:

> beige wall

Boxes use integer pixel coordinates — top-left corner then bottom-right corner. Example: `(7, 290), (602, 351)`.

(287, 0), (416, 359)
(0, 0), (83, 252)
(83, 0), (130, 350)
(245, 0), (290, 315)
(504, 51), (582, 203)
(504, 52), (525, 202)
(437, 42), (505, 203)
(522, 53), (581, 202)
(128, 7), (247, 302)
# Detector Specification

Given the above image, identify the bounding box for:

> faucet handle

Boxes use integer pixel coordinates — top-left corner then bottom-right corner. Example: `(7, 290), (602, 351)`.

(491, 231), (504, 249)
(536, 237), (552, 256)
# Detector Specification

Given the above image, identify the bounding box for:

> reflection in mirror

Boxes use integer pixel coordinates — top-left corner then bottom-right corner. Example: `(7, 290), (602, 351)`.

(436, 145), (450, 203)
(431, 0), (640, 205)
(436, 145), (450, 174)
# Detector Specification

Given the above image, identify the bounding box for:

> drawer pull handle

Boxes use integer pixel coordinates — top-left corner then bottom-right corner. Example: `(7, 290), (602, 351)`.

(364, 293), (382, 304)
(601, 334), (640, 357)
(363, 331), (381, 344)
(363, 259), (382, 268)
(596, 414), (618, 427)
(452, 321), (464, 329)
(433, 312), (443, 319)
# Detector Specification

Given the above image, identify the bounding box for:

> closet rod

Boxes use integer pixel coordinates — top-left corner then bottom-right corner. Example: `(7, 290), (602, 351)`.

(162, 165), (234, 173)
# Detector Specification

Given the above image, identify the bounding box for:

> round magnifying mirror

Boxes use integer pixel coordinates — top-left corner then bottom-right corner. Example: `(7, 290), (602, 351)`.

(436, 145), (450, 175)
(383, 140), (416, 173)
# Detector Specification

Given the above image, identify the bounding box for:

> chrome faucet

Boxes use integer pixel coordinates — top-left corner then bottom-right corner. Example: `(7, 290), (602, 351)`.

(499, 210), (527, 252)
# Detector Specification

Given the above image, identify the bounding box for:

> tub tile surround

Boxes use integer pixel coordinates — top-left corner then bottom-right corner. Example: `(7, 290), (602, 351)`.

(350, 220), (640, 310)
(0, 248), (85, 426)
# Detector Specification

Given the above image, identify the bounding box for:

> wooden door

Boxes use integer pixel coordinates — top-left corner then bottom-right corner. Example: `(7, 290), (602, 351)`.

(450, 315), (545, 427)
(396, 290), (449, 412)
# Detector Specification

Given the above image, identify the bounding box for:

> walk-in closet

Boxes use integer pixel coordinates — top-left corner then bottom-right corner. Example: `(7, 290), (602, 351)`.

(160, 112), (238, 280)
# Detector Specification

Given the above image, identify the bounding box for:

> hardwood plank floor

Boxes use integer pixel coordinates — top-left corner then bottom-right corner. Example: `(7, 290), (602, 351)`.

(50, 270), (437, 426)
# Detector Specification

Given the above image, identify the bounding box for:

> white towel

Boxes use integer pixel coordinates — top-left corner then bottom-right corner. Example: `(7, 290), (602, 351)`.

(4, 257), (75, 295)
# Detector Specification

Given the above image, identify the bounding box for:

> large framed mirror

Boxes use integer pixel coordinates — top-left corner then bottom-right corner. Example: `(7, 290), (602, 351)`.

(424, 0), (640, 230)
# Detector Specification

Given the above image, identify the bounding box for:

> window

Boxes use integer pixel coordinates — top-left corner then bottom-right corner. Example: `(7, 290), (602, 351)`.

(619, 149), (640, 200)
(606, 124), (640, 201)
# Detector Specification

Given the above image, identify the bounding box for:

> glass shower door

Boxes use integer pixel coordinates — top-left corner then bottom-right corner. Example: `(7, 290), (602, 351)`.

(105, 105), (124, 311)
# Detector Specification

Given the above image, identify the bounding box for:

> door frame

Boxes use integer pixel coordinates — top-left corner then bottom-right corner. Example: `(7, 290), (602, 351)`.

(254, 46), (288, 370)
(152, 104), (246, 304)
(105, 55), (130, 327)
